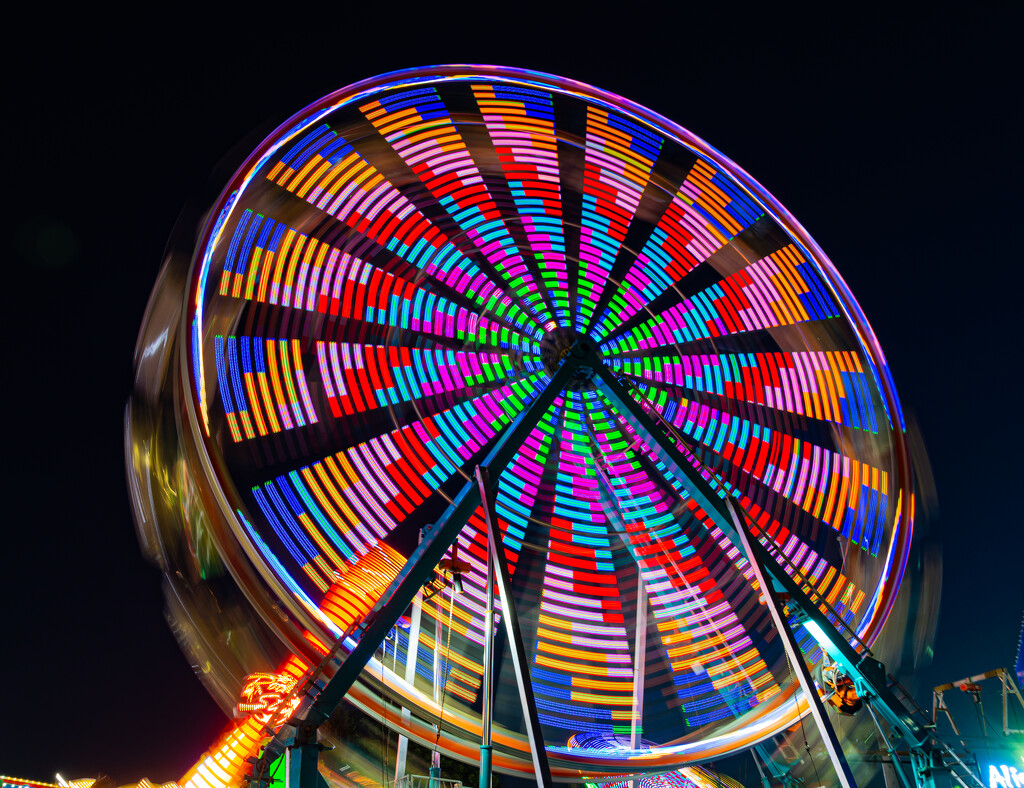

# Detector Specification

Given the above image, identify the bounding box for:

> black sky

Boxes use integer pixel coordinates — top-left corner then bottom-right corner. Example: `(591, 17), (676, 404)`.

(5, 5), (1021, 784)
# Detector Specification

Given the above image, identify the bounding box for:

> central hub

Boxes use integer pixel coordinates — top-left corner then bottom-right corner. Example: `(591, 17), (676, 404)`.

(540, 326), (583, 373)
(540, 327), (600, 390)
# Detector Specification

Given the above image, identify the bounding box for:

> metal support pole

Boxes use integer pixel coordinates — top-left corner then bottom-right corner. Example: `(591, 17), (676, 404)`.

(431, 589), (443, 774)
(727, 498), (858, 788)
(751, 748), (771, 788)
(932, 689), (961, 737)
(1003, 673), (1009, 737)
(908, 749), (937, 788)
(476, 464), (554, 787)
(999, 667), (1024, 734)
(630, 581), (647, 751)
(867, 702), (915, 788)
(629, 581), (648, 788)
(394, 590), (424, 782)
(479, 470), (495, 788)
(285, 722), (323, 788)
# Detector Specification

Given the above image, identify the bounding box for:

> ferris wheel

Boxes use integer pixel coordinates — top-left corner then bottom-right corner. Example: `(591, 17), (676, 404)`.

(128, 65), (917, 787)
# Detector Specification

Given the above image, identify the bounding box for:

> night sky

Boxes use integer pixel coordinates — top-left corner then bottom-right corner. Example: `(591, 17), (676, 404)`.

(6, 6), (1021, 784)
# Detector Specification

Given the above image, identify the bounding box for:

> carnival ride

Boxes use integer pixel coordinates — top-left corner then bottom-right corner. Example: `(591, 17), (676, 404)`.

(126, 65), (964, 787)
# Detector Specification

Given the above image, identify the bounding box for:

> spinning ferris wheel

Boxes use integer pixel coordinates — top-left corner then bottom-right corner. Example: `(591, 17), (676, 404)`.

(127, 65), (926, 788)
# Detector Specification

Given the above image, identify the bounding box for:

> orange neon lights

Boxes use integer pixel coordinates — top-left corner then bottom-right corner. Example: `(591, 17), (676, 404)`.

(237, 671), (300, 726)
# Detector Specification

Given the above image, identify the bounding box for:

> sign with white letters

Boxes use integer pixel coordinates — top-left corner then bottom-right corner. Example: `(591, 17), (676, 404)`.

(988, 761), (1024, 788)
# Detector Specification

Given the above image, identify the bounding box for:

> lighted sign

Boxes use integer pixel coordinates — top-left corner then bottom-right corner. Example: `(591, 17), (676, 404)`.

(988, 760), (1024, 788)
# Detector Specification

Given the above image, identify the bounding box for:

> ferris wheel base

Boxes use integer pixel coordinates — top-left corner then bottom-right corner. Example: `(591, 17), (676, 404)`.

(249, 344), (979, 788)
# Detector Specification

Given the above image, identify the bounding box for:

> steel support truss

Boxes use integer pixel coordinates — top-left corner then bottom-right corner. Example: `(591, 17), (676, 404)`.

(933, 667), (1024, 739)
(247, 341), (979, 788)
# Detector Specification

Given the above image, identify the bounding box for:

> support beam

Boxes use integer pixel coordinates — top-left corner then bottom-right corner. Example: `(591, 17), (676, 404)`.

(866, 702), (915, 788)
(628, 582), (648, 788)
(630, 582), (647, 751)
(479, 481), (496, 788)
(431, 589), (443, 774)
(286, 722), (325, 788)
(1001, 668), (1024, 735)
(394, 591), (424, 782)
(931, 688), (961, 738)
(727, 498), (858, 788)
(476, 465), (553, 787)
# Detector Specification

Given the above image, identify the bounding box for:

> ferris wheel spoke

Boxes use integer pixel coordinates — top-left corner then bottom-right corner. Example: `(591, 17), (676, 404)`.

(507, 392), (638, 725)
(571, 107), (663, 338)
(586, 159), (766, 343)
(242, 370), (556, 590)
(609, 374), (892, 564)
(604, 348), (884, 434)
(211, 206), (545, 350)
(599, 242), (841, 353)
(265, 122), (542, 337)
(208, 331), (543, 446)
(582, 393), (781, 721)
(314, 340), (544, 421)
(358, 86), (558, 330)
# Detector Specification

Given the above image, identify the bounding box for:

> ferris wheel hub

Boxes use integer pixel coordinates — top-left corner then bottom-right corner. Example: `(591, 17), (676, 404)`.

(540, 328), (601, 389)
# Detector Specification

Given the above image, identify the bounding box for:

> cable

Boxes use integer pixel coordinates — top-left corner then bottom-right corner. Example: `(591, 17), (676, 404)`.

(751, 748), (768, 786)
(381, 642), (387, 788)
(978, 692), (1008, 739)
(783, 644), (823, 788)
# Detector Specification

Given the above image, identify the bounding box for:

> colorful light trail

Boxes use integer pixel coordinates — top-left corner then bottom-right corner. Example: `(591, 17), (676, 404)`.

(129, 65), (915, 782)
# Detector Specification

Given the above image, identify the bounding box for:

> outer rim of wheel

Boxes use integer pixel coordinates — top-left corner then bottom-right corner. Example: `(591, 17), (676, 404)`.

(177, 64), (914, 773)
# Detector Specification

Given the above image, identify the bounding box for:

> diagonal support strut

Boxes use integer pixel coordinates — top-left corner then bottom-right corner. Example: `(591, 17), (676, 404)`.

(476, 464), (553, 787)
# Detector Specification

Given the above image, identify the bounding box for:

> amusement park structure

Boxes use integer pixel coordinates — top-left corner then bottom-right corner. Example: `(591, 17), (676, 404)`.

(243, 343), (987, 788)
(121, 65), (1008, 788)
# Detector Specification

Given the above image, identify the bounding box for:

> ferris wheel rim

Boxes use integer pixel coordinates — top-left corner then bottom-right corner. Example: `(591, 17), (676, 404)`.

(170, 63), (915, 773)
